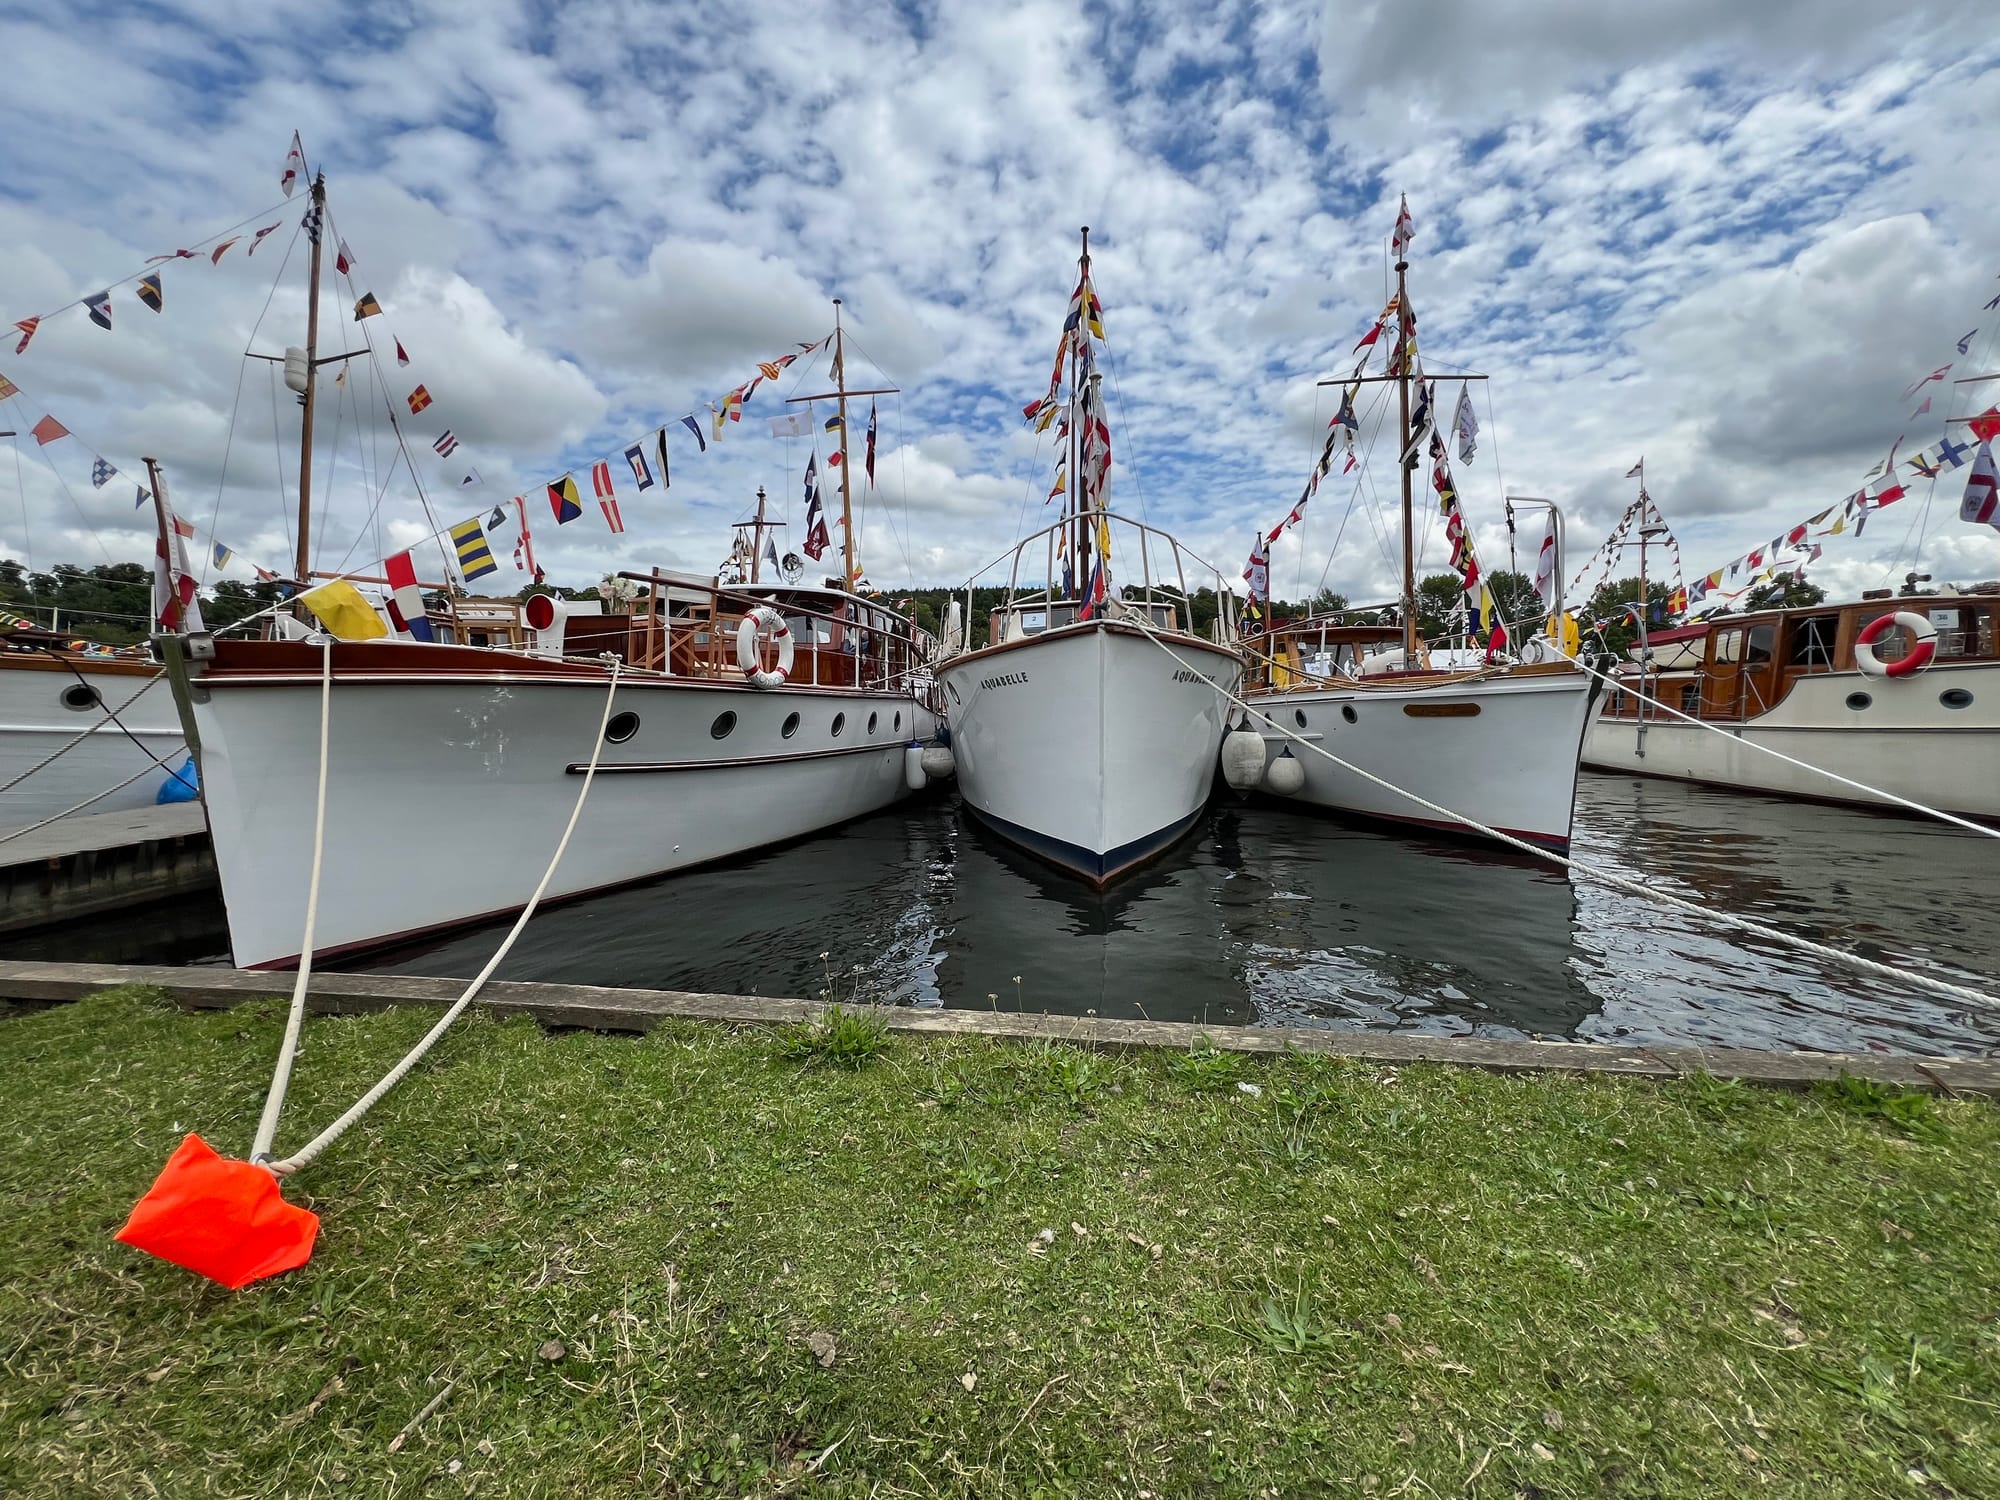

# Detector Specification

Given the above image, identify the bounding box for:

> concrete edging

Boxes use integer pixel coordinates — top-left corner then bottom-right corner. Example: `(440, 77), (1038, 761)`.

(1, 960), (1994, 1097)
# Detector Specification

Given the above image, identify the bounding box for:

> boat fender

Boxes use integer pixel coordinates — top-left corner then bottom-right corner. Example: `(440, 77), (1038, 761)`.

(920, 744), (957, 780)
(736, 605), (795, 689)
(1220, 728), (1267, 791)
(1265, 746), (1307, 796)
(1854, 611), (1936, 679)
(156, 755), (200, 804)
(904, 742), (928, 791)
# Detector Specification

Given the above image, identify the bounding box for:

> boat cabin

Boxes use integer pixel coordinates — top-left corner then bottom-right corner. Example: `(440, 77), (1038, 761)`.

(1244, 611), (1414, 690)
(1603, 593), (2000, 721)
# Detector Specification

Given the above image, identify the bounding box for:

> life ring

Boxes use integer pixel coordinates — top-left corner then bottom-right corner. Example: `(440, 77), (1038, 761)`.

(1854, 610), (1936, 679)
(736, 605), (794, 689)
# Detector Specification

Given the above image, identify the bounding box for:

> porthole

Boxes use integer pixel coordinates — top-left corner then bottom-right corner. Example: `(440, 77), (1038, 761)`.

(781, 711), (801, 738)
(710, 711), (736, 740)
(1940, 688), (1974, 710)
(1341, 705), (1358, 725)
(1293, 708), (1308, 729)
(60, 684), (102, 711)
(947, 680), (961, 705)
(605, 711), (640, 744)
(831, 712), (846, 737)
(894, 711), (903, 732)
(1845, 692), (1872, 712)
(867, 711), (879, 735)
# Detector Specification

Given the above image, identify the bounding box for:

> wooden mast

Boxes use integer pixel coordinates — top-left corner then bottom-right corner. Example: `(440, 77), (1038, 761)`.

(833, 301), (858, 594)
(1072, 226), (1088, 599)
(1394, 245), (1416, 664)
(143, 457), (177, 631)
(295, 172), (327, 592)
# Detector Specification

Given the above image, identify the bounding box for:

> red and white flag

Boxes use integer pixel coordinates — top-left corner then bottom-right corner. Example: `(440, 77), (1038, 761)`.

(1962, 441), (1999, 530)
(383, 549), (435, 641)
(153, 509), (203, 633)
(1391, 194), (1414, 258)
(592, 461), (623, 532)
(281, 131), (306, 199)
(395, 339), (411, 367)
(1534, 515), (1557, 611)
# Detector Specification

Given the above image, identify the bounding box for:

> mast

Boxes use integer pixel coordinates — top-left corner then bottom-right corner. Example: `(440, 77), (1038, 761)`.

(295, 172), (327, 591)
(1394, 248), (1416, 663)
(833, 301), (857, 593)
(143, 457), (175, 630)
(750, 485), (769, 583)
(1072, 226), (1089, 596)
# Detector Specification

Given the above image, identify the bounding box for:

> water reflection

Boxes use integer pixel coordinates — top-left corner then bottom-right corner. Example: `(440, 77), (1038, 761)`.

(11, 774), (1995, 1058)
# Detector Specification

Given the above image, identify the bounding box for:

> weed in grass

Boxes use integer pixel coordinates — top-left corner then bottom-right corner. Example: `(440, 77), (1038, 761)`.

(1242, 1287), (1344, 1356)
(1168, 1038), (1245, 1091)
(1030, 1041), (1104, 1107)
(770, 1003), (891, 1068)
(1815, 1071), (1942, 1136)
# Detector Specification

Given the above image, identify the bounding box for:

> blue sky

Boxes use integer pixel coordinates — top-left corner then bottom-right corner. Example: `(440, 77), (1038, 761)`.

(1, 0), (1997, 608)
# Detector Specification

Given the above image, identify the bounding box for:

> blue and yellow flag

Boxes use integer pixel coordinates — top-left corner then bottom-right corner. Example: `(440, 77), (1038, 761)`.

(450, 516), (499, 581)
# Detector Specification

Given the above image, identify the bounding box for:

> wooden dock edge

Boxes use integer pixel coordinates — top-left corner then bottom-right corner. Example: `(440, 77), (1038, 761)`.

(2, 961), (1996, 1098)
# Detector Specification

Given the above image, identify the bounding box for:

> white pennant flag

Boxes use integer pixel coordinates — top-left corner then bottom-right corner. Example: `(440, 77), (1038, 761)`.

(1533, 516), (1557, 611)
(1453, 384), (1478, 464)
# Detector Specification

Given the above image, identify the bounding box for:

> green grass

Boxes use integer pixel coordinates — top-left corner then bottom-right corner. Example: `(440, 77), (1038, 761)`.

(1, 987), (1996, 1498)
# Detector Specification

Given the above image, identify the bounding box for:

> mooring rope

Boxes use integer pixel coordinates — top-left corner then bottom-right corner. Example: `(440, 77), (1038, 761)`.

(0, 743), (192, 845)
(261, 655), (625, 1176)
(1568, 654), (2000, 842)
(1123, 615), (2000, 1015)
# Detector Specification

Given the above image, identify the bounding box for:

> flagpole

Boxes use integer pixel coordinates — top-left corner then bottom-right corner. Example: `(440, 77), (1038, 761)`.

(144, 457), (177, 631)
(1073, 226), (1089, 601)
(750, 485), (769, 584)
(295, 172), (326, 596)
(833, 301), (858, 593)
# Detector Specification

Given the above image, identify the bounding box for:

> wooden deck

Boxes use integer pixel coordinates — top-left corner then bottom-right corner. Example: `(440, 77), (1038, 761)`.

(1, 960), (1993, 1096)
(0, 806), (214, 934)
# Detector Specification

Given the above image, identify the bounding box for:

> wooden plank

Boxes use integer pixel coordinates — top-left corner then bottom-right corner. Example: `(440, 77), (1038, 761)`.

(1, 961), (1994, 1097)
(0, 802), (207, 866)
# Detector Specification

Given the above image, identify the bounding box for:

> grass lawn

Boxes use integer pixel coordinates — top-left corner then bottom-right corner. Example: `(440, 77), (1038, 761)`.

(1, 987), (1996, 1498)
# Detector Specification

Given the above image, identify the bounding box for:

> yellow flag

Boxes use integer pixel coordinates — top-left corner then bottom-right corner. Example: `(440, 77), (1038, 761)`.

(299, 579), (387, 640)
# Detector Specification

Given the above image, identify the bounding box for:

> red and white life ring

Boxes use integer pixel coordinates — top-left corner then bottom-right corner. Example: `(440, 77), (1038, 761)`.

(1853, 610), (1937, 679)
(736, 604), (795, 689)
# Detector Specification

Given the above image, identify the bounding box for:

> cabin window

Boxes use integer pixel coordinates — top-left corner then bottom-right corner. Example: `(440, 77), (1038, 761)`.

(1711, 627), (1744, 665)
(710, 712), (736, 740)
(468, 630), (491, 647)
(1846, 691), (1872, 711)
(1341, 705), (1358, 724)
(867, 711), (879, 735)
(895, 711), (903, 733)
(831, 712), (846, 737)
(605, 711), (640, 744)
(1940, 688), (1974, 710)
(1293, 708), (1308, 729)
(1743, 624), (1776, 667)
(1785, 615), (1839, 669)
(782, 712), (801, 739)
(947, 680), (961, 706)
(1926, 607), (1990, 660)
(60, 684), (101, 711)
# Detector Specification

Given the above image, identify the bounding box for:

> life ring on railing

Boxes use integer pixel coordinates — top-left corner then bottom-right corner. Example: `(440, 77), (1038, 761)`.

(736, 605), (794, 688)
(1854, 610), (1936, 679)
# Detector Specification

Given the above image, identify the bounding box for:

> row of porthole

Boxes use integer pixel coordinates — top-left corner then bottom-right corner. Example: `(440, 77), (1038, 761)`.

(705, 707), (903, 741)
(1847, 689), (1975, 711)
(1294, 705), (1359, 728)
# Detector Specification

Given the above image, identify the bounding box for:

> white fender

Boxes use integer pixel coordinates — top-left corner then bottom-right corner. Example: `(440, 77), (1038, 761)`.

(1266, 747), (1307, 796)
(904, 743), (927, 791)
(920, 745), (957, 780)
(736, 604), (795, 689)
(1220, 729), (1267, 790)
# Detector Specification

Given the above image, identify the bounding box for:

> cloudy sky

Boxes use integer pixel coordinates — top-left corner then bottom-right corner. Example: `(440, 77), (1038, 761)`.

(1, 0), (1997, 615)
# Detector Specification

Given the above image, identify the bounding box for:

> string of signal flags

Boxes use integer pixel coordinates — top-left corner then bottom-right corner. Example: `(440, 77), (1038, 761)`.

(2, 129), (892, 593)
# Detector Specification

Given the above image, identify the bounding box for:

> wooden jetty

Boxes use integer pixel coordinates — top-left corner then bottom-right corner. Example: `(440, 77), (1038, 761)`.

(1, 961), (1994, 1097)
(0, 805), (214, 934)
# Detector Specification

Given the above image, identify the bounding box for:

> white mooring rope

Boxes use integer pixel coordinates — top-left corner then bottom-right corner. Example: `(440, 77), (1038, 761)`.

(1123, 615), (2000, 1016)
(260, 654), (625, 1176)
(1568, 654), (2000, 841)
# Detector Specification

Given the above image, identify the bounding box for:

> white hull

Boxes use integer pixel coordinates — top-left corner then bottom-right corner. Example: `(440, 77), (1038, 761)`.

(1582, 660), (2000, 820)
(0, 661), (189, 832)
(192, 669), (936, 967)
(1242, 668), (1594, 850)
(938, 622), (1242, 881)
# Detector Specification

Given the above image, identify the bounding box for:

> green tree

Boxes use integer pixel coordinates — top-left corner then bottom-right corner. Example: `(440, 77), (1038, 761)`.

(1415, 572), (1466, 639)
(1742, 576), (1826, 612)
(1584, 575), (1677, 657)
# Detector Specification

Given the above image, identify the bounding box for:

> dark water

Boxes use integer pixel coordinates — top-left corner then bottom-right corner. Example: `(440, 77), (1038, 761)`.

(13, 778), (1999, 1056)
